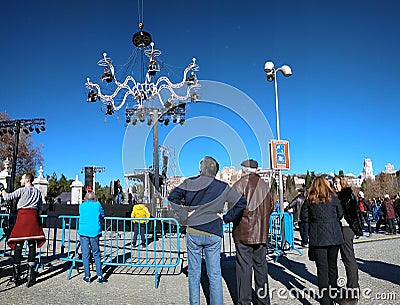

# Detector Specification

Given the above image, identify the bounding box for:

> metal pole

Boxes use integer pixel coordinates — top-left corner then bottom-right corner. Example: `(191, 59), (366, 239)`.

(274, 71), (286, 250)
(10, 121), (21, 192)
(274, 75), (284, 213)
(152, 110), (160, 194)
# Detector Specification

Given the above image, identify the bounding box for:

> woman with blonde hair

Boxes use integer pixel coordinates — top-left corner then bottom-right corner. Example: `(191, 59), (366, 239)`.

(301, 177), (344, 305)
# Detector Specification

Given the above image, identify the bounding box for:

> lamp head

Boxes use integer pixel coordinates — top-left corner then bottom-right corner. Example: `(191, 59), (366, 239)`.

(280, 65), (292, 77)
(264, 61), (275, 73)
(266, 73), (275, 82)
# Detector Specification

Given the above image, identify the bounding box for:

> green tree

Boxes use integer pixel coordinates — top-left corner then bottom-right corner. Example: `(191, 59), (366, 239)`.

(305, 171), (312, 189)
(285, 175), (297, 202)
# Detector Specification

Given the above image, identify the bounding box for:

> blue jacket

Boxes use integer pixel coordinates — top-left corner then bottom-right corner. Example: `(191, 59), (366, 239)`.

(78, 200), (104, 237)
(168, 175), (246, 237)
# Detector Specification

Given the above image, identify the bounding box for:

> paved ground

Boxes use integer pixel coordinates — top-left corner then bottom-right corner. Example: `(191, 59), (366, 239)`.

(0, 229), (399, 305)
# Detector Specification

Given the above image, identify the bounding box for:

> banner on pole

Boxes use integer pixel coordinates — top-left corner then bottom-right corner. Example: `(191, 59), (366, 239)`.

(269, 140), (290, 170)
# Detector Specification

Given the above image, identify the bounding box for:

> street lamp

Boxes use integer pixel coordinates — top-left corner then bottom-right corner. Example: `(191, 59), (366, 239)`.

(264, 61), (292, 213)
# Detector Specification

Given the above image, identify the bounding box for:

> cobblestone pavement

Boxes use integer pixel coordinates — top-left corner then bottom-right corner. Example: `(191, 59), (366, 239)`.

(0, 231), (399, 305)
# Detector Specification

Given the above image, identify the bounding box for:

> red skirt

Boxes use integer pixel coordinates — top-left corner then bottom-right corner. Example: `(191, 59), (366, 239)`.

(7, 209), (46, 250)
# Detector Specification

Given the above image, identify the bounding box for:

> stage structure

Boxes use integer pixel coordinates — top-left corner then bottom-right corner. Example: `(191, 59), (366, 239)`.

(85, 2), (200, 213)
(0, 118), (46, 192)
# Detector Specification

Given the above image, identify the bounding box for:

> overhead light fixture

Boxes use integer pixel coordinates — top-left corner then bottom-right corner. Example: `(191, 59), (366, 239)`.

(179, 118), (185, 126)
(40, 125), (45, 132)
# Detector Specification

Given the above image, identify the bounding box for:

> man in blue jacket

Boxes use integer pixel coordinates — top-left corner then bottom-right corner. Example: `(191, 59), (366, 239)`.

(168, 156), (246, 305)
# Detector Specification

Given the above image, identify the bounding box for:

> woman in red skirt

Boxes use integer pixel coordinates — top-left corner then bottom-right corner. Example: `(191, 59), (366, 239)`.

(1, 173), (46, 287)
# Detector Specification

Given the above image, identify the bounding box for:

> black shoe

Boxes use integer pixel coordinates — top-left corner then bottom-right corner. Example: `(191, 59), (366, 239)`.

(26, 264), (36, 288)
(11, 264), (21, 285)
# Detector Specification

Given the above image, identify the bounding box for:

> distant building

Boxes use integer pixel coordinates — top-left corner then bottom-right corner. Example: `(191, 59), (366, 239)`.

(216, 166), (241, 187)
(360, 158), (375, 181)
(385, 163), (396, 175)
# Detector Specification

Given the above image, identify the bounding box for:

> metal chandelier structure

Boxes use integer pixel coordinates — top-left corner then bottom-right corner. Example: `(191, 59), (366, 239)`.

(85, 6), (201, 203)
(85, 22), (200, 125)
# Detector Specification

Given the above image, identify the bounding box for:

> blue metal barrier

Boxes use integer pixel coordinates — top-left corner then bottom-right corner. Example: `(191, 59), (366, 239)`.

(59, 215), (181, 288)
(269, 212), (302, 260)
(0, 213), (60, 270)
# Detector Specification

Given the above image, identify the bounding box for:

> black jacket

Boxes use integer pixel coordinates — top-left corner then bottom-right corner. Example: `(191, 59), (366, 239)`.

(300, 195), (344, 247)
(338, 187), (364, 236)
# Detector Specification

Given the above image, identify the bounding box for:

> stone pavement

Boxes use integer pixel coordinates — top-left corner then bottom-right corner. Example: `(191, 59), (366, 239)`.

(0, 230), (399, 305)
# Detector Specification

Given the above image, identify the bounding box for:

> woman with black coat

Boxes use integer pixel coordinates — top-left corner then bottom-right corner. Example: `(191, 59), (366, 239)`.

(301, 177), (344, 305)
(333, 176), (363, 301)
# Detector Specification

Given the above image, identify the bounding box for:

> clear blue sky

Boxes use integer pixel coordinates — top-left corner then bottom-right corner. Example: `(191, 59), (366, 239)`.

(1, 0), (399, 187)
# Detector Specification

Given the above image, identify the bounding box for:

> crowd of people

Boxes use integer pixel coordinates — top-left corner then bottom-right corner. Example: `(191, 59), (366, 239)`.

(1, 165), (399, 305)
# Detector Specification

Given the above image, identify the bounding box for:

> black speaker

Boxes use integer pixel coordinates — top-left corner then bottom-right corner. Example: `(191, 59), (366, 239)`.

(84, 167), (94, 188)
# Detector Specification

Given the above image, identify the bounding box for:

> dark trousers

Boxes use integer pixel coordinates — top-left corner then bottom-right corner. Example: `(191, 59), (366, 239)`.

(386, 218), (395, 233)
(299, 221), (309, 246)
(339, 227), (359, 294)
(361, 212), (372, 233)
(314, 245), (340, 305)
(236, 242), (270, 305)
(14, 240), (36, 265)
(133, 222), (146, 245)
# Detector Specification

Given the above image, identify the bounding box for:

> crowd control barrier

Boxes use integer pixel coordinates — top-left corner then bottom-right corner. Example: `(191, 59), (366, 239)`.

(0, 213), (60, 270)
(59, 215), (181, 287)
(269, 212), (302, 260)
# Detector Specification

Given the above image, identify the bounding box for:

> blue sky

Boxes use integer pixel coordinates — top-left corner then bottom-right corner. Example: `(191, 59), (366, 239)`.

(1, 0), (399, 187)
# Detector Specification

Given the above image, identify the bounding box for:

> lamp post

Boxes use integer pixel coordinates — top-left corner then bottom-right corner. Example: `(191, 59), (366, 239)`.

(264, 61), (292, 213)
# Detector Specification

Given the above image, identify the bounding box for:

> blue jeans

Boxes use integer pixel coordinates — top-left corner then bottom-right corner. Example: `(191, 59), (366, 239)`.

(186, 233), (223, 305)
(80, 235), (103, 279)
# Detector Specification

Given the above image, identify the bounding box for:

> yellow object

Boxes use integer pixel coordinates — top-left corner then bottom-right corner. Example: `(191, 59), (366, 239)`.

(131, 204), (150, 223)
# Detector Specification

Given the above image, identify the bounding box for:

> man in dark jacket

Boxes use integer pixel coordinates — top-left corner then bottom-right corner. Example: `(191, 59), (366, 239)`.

(288, 188), (308, 246)
(168, 156), (246, 305)
(381, 194), (396, 235)
(358, 191), (372, 236)
(229, 159), (273, 305)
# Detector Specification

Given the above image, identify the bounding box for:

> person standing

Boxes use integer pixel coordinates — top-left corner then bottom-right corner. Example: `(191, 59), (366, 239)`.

(287, 188), (308, 247)
(301, 177), (344, 305)
(78, 191), (106, 284)
(381, 194), (396, 235)
(230, 159), (273, 305)
(131, 201), (150, 247)
(333, 176), (363, 301)
(168, 156), (246, 305)
(357, 191), (372, 236)
(0, 173), (46, 287)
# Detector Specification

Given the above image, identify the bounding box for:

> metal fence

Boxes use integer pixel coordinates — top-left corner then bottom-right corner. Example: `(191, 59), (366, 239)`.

(58, 215), (181, 287)
(1, 212), (300, 286)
